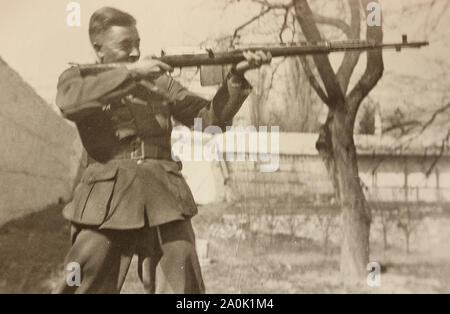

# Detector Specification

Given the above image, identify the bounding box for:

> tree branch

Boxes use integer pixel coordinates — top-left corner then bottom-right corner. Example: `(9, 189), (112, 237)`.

(279, 8), (290, 43)
(232, 7), (273, 45)
(312, 13), (352, 36)
(346, 0), (384, 124)
(336, 0), (361, 95)
(421, 101), (450, 133)
(298, 56), (328, 104)
(425, 129), (450, 177)
(231, 1), (294, 45)
(293, 0), (346, 110)
(383, 120), (421, 134)
(251, 0), (293, 10)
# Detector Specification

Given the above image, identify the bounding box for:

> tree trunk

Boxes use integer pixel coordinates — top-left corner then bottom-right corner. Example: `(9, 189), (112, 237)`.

(292, 0), (383, 287)
(318, 108), (371, 286)
(332, 110), (371, 285)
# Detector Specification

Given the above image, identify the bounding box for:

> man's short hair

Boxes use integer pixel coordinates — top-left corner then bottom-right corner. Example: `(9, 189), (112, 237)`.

(89, 7), (136, 44)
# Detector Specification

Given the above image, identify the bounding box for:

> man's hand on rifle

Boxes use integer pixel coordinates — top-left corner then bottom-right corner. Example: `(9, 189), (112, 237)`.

(227, 50), (272, 89)
(124, 50), (271, 93)
(126, 56), (173, 80)
(227, 50), (272, 88)
(235, 50), (272, 74)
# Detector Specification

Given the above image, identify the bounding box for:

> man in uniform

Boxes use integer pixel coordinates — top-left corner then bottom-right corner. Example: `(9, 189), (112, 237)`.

(54, 7), (271, 294)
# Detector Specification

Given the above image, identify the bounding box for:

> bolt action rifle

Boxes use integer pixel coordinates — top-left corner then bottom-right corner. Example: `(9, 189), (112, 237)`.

(70, 35), (428, 86)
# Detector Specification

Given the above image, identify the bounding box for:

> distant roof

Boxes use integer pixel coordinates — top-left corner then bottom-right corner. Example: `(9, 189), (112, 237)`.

(171, 130), (450, 157)
(279, 133), (449, 156)
(353, 133), (449, 156)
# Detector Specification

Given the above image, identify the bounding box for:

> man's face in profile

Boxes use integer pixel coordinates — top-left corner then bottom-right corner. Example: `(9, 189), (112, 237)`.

(94, 25), (140, 63)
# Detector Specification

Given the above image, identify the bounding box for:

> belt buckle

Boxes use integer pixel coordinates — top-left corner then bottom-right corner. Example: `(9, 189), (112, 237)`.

(130, 138), (145, 160)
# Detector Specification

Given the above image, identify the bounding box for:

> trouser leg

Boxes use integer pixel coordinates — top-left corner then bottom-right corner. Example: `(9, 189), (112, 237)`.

(137, 224), (161, 294)
(53, 225), (136, 294)
(137, 219), (205, 294)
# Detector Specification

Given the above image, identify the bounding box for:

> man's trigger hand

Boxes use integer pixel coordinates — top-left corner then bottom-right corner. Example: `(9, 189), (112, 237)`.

(126, 57), (173, 80)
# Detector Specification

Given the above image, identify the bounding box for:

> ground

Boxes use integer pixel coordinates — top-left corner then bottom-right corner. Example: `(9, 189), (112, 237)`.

(0, 202), (449, 293)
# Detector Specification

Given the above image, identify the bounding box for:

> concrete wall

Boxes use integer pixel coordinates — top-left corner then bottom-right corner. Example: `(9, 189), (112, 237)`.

(0, 58), (82, 226)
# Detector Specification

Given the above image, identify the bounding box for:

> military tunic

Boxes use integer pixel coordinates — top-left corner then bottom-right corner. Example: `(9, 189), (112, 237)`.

(56, 65), (250, 230)
(53, 65), (251, 294)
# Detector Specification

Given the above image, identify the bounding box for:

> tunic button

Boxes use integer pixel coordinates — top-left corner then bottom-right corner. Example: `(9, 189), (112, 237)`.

(88, 176), (94, 183)
(137, 160), (143, 165)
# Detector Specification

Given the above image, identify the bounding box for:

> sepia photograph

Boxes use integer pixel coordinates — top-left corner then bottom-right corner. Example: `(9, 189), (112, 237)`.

(0, 0), (449, 298)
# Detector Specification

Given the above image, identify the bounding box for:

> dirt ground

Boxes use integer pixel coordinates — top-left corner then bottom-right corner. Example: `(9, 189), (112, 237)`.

(0, 202), (449, 293)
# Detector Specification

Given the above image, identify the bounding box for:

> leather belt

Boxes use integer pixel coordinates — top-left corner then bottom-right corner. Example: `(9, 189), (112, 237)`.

(110, 136), (172, 161)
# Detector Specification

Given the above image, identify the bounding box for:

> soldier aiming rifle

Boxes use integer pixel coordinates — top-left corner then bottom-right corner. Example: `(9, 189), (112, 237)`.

(53, 6), (427, 294)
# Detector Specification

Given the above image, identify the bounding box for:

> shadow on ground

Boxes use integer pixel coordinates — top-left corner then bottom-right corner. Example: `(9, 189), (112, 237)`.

(0, 204), (70, 293)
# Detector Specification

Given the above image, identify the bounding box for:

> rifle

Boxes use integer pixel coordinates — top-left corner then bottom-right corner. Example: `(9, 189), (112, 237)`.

(70, 35), (428, 86)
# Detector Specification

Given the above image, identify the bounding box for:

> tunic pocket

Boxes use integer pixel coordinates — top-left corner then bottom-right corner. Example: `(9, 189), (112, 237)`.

(71, 165), (119, 226)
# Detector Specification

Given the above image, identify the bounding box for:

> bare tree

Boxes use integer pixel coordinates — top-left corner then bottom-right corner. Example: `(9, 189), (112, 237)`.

(292, 0), (382, 287)
(225, 0), (445, 286)
(225, 0), (384, 286)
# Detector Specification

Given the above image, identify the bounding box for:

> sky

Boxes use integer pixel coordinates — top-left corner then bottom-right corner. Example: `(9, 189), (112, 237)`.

(0, 0), (448, 108)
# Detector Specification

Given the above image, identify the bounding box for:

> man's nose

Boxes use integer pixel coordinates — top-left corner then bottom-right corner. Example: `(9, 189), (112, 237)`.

(129, 47), (140, 59)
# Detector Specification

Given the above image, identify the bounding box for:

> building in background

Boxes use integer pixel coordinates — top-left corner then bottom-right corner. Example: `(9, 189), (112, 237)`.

(218, 133), (450, 206)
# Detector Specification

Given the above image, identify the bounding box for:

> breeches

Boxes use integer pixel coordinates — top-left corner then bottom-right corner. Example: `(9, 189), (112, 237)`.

(53, 219), (205, 294)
